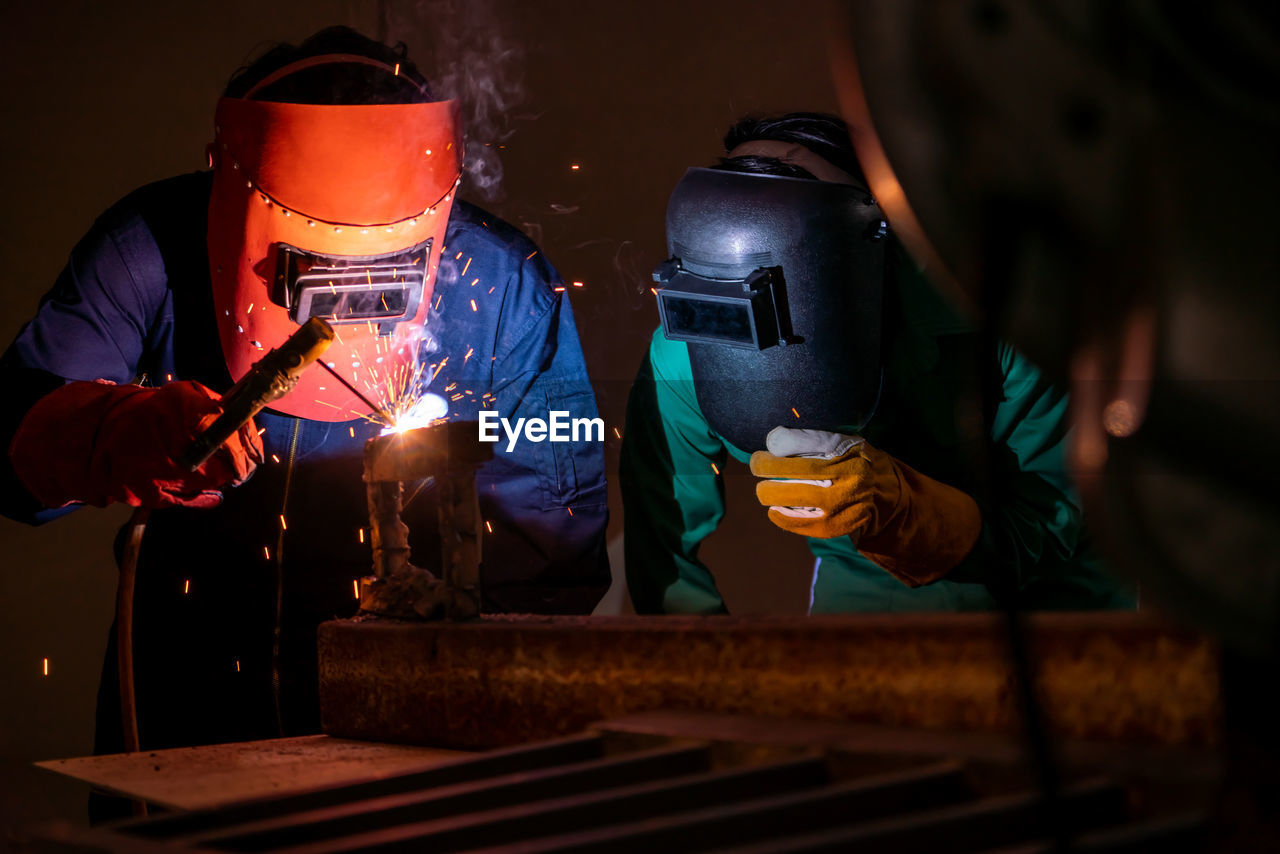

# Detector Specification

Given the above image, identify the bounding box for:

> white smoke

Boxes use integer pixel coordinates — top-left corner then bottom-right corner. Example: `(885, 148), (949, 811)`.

(394, 0), (525, 202)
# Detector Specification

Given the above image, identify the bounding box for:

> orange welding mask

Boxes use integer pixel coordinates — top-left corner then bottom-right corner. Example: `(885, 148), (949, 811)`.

(207, 59), (461, 421)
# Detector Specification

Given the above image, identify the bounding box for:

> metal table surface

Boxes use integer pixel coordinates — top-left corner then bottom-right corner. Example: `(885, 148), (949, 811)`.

(35, 734), (469, 811)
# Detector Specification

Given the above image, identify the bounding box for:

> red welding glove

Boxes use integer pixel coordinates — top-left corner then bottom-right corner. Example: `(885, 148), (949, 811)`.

(9, 379), (263, 510)
(750, 427), (982, 587)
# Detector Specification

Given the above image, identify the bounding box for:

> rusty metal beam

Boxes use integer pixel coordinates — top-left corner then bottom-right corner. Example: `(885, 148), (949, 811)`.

(317, 613), (1218, 749)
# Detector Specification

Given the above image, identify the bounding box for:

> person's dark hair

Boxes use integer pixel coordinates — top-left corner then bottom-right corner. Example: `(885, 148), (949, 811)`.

(712, 112), (866, 184)
(715, 154), (820, 180)
(224, 26), (432, 105)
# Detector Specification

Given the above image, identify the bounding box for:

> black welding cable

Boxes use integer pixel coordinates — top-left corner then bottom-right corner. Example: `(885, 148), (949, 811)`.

(1001, 593), (1067, 849)
(973, 340), (1069, 849)
(116, 506), (150, 817)
(974, 203), (1069, 851)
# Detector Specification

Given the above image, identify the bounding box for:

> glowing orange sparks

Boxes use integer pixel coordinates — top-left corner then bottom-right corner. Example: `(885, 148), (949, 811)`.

(570, 164), (580, 171)
(358, 528), (365, 544)
(461, 257), (472, 276)
(711, 463), (720, 475)
(470, 299), (477, 312)
(792, 407), (800, 419)
(235, 659), (241, 673)
(42, 658), (49, 677)
(263, 545), (271, 560)
(613, 427), (621, 439)
(184, 579), (190, 595)
(279, 514), (287, 531)
(352, 579), (360, 599)
(485, 520), (493, 533)
(525, 250), (538, 260)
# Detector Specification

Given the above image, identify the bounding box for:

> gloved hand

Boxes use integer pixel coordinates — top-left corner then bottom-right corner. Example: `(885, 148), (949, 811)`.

(749, 426), (981, 586)
(10, 379), (263, 510)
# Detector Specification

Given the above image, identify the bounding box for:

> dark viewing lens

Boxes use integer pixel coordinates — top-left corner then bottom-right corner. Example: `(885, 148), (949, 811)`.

(307, 286), (409, 320)
(663, 294), (755, 345)
(277, 238), (431, 324)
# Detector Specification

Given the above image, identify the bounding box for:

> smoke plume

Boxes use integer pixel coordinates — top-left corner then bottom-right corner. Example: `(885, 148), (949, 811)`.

(393, 0), (525, 202)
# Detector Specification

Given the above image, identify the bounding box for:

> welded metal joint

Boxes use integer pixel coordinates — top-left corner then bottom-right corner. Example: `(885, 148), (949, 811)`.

(359, 420), (492, 620)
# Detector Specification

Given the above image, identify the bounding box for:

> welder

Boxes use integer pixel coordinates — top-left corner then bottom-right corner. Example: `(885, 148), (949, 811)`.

(622, 113), (1128, 614)
(0, 26), (607, 795)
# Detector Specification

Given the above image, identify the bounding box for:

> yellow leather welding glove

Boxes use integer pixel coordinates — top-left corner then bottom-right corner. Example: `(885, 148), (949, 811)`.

(749, 427), (982, 587)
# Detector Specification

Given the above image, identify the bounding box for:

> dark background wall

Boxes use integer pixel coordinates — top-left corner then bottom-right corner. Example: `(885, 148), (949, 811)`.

(0, 0), (838, 832)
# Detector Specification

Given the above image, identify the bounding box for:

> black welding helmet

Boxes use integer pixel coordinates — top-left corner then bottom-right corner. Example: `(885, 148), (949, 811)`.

(654, 167), (888, 452)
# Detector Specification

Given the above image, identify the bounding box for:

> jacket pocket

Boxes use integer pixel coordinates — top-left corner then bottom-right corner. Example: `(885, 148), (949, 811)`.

(537, 379), (607, 510)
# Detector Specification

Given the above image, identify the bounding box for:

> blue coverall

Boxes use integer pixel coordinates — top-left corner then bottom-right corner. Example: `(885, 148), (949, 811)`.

(0, 172), (609, 754)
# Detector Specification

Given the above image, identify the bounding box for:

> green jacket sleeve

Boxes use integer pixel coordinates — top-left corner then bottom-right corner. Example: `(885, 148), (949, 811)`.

(621, 329), (730, 614)
(949, 342), (1116, 603)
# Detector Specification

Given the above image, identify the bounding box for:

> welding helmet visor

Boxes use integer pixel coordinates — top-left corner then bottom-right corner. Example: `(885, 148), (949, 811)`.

(654, 167), (887, 452)
(207, 65), (461, 422)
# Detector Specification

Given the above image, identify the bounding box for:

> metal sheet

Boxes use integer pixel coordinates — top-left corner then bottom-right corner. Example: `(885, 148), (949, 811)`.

(34, 735), (467, 811)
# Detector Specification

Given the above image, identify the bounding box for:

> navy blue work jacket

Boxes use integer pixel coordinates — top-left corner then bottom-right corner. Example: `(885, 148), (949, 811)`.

(0, 172), (609, 752)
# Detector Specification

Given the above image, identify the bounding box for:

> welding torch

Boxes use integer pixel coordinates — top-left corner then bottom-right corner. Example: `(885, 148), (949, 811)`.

(179, 316), (337, 470)
(117, 317), (336, 777)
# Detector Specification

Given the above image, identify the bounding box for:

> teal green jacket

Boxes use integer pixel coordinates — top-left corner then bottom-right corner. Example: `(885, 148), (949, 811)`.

(621, 266), (1131, 614)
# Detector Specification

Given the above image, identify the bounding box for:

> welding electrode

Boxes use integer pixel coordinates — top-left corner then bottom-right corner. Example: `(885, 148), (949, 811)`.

(318, 359), (393, 423)
(179, 317), (336, 470)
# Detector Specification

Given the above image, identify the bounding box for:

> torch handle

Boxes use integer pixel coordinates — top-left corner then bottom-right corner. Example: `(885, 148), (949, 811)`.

(180, 317), (335, 470)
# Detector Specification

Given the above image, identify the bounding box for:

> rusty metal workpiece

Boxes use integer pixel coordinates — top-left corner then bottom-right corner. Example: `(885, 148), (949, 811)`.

(317, 612), (1219, 750)
(358, 420), (492, 620)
